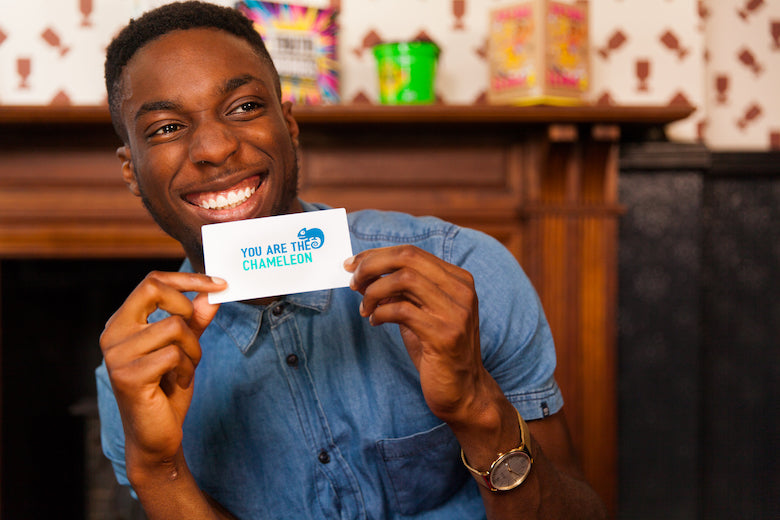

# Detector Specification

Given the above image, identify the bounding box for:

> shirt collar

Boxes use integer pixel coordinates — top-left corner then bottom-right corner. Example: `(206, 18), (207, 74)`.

(180, 257), (333, 354)
(211, 290), (332, 354)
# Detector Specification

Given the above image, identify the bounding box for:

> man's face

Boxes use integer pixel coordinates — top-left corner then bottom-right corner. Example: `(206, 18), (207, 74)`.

(116, 28), (302, 270)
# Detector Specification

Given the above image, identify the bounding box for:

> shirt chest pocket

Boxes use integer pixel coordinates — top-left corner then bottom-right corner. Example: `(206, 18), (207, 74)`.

(376, 422), (470, 516)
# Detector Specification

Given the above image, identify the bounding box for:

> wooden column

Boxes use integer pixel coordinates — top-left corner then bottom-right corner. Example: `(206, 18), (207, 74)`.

(520, 123), (621, 514)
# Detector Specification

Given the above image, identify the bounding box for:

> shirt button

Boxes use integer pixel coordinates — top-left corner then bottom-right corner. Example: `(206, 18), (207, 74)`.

(272, 304), (285, 316)
(285, 354), (299, 367)
(318, 450), (330, 464)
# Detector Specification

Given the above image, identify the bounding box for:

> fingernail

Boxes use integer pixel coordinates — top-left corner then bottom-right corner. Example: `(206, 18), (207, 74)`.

(210, 276), (227, 285)
(343, 256), (355, 268)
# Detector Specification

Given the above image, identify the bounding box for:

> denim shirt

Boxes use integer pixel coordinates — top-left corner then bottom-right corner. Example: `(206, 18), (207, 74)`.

(96, 201), (563, 519)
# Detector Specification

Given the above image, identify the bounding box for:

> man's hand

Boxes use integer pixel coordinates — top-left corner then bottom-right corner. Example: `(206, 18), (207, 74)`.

(343, 245), (493, 426)
(99, 271), (226, 472)
(345, 246), (607, 519)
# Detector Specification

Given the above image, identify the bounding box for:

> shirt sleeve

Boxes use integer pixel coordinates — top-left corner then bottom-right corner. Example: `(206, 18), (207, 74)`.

(446, 226), (564, 421)
(95, 361), (134, 494)
(94, 307), (172, 497)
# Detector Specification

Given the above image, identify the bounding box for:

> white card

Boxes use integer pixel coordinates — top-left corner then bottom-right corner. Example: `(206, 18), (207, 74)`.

(202, 208), (353, 303)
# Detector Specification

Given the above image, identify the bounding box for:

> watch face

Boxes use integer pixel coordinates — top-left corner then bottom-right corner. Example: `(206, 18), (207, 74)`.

(489, 450), (532, 491)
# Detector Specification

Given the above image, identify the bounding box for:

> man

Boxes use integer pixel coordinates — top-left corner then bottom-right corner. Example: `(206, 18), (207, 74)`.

(97, 2), (607, 519)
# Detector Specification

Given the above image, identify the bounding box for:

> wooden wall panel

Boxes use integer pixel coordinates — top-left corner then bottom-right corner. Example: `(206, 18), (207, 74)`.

(0, 105), (693, 518)
(304, 145), (509, 187)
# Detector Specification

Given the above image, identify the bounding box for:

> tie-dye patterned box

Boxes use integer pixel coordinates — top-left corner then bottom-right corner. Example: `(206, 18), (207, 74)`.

(487, 0), (589, 105)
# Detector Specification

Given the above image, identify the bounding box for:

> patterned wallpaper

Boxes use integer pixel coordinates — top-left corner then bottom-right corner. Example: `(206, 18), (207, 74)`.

(0, 0), (777, 150)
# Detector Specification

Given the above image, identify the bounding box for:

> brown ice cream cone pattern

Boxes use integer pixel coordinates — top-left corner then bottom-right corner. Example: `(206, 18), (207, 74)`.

(17, 57), (31, 89)
(453, 0), (466, 31)
(598, 30), (627, 60)
(715, 74), (729, 105)
(738, 0), (764, 21)
(41, 27), (69, 57)
(80, 0), (93, 27)
(636, 59), (650, 92)
(737, 103), (762, 130)
(660, 30), (689, 60)
(738, 48), (763, 75)
(354, 29), (382, 58)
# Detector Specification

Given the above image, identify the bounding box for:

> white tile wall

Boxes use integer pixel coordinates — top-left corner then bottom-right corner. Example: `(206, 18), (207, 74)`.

(0, 0), (777, 150)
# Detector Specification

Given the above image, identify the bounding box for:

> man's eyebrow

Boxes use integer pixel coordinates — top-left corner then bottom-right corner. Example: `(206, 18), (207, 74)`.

(220, 74), (261, 95)
(132, 75), (261, 122)
(134, 100), (182, 122)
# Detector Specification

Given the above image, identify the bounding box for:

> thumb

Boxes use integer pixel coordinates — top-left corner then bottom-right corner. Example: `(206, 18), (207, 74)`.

(189, 292), (220, 338)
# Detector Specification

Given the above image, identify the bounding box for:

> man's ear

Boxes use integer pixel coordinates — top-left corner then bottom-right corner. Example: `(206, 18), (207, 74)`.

(116, 145), (141, 197)
(281, 101), (300, 149)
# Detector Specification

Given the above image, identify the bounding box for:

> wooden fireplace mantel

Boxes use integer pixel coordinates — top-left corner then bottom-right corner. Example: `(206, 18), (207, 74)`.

(0, 103), (693, 517)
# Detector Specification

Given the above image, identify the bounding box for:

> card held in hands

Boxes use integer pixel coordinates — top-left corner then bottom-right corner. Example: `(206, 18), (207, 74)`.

(202, 208), (354, 304)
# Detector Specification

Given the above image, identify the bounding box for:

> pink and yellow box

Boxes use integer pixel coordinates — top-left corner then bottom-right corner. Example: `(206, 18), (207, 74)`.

(236, 1), (339, 105)
(487, 0), (590, 106)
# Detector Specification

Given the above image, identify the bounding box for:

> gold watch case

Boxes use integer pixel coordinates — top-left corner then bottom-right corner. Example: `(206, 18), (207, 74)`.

(460, 408), (534, 492)
(487, 445), (533, 490)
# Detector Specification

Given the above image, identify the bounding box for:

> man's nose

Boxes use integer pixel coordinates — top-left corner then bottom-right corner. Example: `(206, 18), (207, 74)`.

(188, 118), (239, 166)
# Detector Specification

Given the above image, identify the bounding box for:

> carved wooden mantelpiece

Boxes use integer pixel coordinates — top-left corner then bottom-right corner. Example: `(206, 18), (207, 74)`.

(0, 104), (693, 517)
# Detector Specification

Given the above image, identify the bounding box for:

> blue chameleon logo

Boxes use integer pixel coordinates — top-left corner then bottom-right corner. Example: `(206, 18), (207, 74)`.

(297, 227), (325, 249)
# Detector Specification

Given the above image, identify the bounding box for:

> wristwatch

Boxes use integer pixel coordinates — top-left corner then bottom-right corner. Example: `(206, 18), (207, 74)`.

(461, 408), (534, 492)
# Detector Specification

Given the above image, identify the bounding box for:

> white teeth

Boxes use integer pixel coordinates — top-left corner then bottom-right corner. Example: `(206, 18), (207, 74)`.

(199, 185), (256, 210)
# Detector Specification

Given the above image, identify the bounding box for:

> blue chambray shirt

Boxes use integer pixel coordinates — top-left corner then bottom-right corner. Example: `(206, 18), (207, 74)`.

(96, 201), (563, 519)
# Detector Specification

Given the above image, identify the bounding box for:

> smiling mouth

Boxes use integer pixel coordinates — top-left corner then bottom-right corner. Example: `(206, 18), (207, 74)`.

(184, 175), (261, 210)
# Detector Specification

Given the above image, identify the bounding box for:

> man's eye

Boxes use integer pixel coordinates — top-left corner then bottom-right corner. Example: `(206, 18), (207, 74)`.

(152, 123), (181, 136)
(232, 101), (261, 114)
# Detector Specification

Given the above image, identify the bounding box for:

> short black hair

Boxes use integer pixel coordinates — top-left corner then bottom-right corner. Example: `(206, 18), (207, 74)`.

(105, 0), (280, 141)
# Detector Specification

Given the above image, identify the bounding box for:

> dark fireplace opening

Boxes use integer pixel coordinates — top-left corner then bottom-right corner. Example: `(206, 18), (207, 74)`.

(1, 258), (182, 519)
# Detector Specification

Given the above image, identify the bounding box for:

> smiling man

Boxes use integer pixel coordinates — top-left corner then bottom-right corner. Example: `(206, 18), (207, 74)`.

(96, 2), (606, 519)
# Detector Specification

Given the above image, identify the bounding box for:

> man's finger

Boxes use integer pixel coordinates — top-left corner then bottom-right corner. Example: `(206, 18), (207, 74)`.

(103, 315), (203, 370)
(102, 272), (226, 347)
(347, 245), (473, 294)
(189, 292), (221, 338)
(110, 343), (196, 399)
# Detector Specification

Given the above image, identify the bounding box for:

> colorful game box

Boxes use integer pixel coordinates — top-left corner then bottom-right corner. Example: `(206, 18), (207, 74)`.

(236, 1), (339, 105)
(487, 0), (589, 105)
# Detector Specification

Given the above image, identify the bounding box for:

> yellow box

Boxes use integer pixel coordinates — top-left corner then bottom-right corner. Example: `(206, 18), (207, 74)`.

(487, 0), (590, 105)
